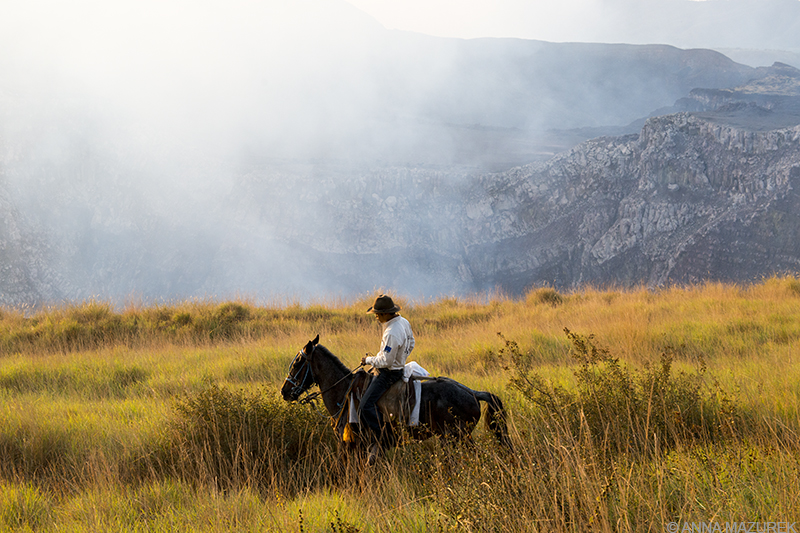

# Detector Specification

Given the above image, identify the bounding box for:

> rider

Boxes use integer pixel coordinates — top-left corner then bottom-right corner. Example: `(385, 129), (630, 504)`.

(359, 294), (415, 465)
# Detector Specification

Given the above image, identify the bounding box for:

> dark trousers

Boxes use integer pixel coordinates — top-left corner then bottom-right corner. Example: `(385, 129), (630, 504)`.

(359, 368), (403, 446)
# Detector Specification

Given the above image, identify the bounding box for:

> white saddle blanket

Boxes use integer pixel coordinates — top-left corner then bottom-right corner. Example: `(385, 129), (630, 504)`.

(349, 362), (429, 426)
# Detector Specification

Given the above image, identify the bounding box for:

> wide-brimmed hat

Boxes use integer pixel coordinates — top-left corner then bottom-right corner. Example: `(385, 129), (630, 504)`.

(367, 294), (401, 314)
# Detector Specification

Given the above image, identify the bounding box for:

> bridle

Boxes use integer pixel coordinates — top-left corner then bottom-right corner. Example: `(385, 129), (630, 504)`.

(283, 342), (365, 408)
(283, 347), (316, 402)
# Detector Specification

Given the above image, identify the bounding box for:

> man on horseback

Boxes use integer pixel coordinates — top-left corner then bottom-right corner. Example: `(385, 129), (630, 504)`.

(359, 294), (415, 465)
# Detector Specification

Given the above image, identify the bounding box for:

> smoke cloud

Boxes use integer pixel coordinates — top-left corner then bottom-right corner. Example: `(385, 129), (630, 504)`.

(0, 0), (793, 306)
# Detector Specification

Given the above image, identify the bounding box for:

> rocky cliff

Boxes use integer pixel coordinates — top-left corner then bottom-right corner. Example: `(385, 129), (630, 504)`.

(241, 64), (800, 294)
(0, 185), (62, 307)
(257, 116), (799, 294)
(456, 113), (800, 291)
(455, 64), (800, 291)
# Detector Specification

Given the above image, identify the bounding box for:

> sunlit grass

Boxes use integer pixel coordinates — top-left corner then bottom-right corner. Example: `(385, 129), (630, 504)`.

(0, 277), (799, 530)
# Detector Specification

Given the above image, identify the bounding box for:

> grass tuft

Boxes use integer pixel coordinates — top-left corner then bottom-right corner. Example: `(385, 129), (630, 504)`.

(0, 482), (53, 530)
(526, 286), (564, 306)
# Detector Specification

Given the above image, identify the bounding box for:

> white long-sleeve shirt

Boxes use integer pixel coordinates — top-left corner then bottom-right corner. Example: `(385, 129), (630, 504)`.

(365, 315), (415, 371)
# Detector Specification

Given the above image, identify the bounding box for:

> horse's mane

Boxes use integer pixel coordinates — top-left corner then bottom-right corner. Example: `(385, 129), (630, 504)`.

(316, 344), (351, 375)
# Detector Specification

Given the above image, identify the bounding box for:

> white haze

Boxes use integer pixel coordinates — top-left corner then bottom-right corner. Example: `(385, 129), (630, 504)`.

(0, 0), (798, 306)
(347, 0), (800, 52)
(0, 0), (478, 304)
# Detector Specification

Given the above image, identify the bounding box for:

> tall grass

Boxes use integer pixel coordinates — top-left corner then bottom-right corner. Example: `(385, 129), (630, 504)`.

(0, 299), (376, 355)
(0, 277), (799, 530)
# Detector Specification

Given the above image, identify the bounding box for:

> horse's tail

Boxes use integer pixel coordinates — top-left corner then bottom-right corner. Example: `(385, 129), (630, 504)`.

(474, 390), (511, 447)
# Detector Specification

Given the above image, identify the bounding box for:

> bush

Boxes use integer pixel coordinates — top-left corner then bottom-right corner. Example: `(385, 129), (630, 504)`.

(503, 328), (738, 457)
(525, 287), (564, 307)
(165, 382), (337, 491)
(209, 303), (251, 340)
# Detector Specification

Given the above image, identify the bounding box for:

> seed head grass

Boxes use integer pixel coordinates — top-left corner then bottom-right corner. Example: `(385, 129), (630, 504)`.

(0, 278), (799, 530)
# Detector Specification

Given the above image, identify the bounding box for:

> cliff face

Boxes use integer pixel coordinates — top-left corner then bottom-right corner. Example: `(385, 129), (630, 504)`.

(4, 108), (800, 305)
(0, 185), (62, 307)
(230, 106), (800, 295)
(454, 113), (800, 291)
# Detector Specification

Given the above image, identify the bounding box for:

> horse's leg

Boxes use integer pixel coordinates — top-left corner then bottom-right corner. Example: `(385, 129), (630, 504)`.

(446, 418), (479, 444)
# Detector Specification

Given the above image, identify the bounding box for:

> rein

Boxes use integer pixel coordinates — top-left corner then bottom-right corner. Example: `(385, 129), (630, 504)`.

(298, 362), (363, 405)
(288, 346), (363, 412)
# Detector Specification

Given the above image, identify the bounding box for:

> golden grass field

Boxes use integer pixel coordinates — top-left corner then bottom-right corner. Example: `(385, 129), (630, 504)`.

(1, 277), (799, 532)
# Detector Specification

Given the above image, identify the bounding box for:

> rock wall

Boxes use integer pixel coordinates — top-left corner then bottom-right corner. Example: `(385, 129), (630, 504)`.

(268, 111), (800, 294)
(455, 113), (800, 291)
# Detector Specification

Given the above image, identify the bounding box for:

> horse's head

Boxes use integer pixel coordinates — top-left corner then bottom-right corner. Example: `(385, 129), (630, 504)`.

(281, 334), (319, 402)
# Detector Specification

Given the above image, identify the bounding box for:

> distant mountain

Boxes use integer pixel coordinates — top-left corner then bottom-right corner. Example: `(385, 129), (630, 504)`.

(225, 64), (800, 294)
(199, 37), (766, 175)
(569, 0), (800, 52)
(450, 0), (800, 55)
(0, 1), (769, 169)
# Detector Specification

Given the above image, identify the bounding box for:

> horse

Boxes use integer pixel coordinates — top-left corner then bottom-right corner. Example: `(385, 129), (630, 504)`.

(280, 335), (509, 453)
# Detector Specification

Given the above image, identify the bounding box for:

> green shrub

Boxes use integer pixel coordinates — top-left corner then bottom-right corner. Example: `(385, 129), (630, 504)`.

(166, 382), (336, 491)
(785, 277), (800, 296)
(526, 287), (564, 306)
(504, 328), (738, 457)
(207, 303), (252, 340)
(172, 312), (193, 327)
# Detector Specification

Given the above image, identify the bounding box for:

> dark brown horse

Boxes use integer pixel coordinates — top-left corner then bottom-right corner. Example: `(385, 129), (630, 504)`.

(280, 335), (509, 449)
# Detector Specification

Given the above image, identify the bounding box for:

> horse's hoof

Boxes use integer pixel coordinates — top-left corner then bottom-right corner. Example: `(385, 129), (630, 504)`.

(366, 443), (380, 466)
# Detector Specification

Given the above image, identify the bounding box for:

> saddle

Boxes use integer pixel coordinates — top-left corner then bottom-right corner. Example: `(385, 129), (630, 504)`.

(338, 363), (429, 443)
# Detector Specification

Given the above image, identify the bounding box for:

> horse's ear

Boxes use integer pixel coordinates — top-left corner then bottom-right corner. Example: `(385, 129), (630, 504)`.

(312, 334), (319, 345)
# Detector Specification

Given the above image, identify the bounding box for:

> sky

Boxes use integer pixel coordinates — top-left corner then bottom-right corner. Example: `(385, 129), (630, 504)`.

(345, 0), (614, 40)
